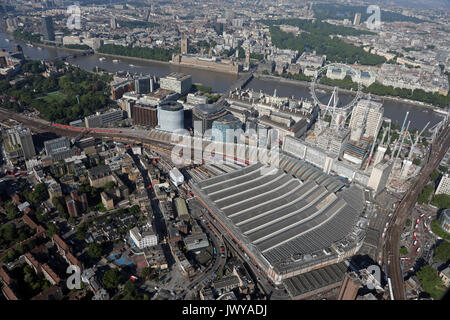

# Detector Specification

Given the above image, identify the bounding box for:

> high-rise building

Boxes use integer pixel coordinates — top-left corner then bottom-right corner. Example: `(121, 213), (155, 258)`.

(436, 174), (450, 195)
(181, 37), (189, 55)
(354, 13), (361, 26)
(157, 102), (184, 132)
(349, 99), (383, 141)
(42, 16), (55, 41)
(367, 159), (393, 194)
(374, 145), (387, 166)
(4, 126), (36, 161)
(110, 17), (117, 29)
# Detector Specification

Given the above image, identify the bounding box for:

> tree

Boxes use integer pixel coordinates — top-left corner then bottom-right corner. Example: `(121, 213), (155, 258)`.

(102, 268), (123, 290)
(418, 184), (434, 205)
(129, 205), (140, 215)
(433, 241), (450, 263)
(416, 265), (446, 299)
(87, 243), (103, 260)
(431, 194), (450, 209)
(5, 201), (19, 220)
(46, 222), (58, 238)
(412, 158), (421, 166)
(430, 170), (440, 183)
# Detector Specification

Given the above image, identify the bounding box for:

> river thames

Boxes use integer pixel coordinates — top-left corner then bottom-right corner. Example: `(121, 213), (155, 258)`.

(0, 32), (445, 131)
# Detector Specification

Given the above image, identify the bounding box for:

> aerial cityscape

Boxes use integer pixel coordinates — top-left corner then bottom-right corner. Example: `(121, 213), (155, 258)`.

(0, 0), (449, 305)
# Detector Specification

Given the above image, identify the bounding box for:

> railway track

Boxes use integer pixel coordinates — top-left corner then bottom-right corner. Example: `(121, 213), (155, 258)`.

(383, 123), (450, 300)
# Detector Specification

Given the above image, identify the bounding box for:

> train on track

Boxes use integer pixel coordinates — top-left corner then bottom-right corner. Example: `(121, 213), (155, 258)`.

(51, 123), (122, 134)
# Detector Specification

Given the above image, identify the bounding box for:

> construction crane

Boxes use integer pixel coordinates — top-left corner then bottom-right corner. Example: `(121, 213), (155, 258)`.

(394, 120), (410, 169)
(391, 112), (409, 161)
(407, 121), (429, 160)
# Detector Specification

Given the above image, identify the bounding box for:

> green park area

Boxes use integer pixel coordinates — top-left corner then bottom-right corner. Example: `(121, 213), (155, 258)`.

(0, 61), (113, 124)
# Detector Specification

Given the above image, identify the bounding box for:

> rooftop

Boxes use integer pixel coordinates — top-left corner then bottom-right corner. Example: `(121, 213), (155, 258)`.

(192, 163), (364, 277)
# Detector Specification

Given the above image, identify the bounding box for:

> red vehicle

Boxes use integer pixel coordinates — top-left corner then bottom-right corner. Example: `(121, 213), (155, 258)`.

(416, 247), (421, 255)
(130, 275), (138, 282)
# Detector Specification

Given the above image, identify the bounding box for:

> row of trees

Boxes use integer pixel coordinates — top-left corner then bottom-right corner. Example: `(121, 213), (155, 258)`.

(300, 72), (449, 108)
(98, 44), (174, 62)
(267, 24), (386, 66)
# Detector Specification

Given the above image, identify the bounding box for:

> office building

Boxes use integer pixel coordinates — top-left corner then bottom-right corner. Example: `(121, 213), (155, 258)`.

(192, 104), (229, 135)
(160, 72), (192, 94)
(184, 233), (209, 251)
(134, 77), (151, 94)
(436, 174), (450, 195)
(367, 159), (393, 194)
(4, 126), (36, 161)
(157, 101), (184, 132)
(353, 13), (361, 26)
(186, 93), (208, 106)
(130, 227), (158, 249)
(211, 114), (242, 142)
(133, 104), (158, 127)
(44, 137), (70, 155)
(84, 109), (123, 128)
(42, 16), (55, 41)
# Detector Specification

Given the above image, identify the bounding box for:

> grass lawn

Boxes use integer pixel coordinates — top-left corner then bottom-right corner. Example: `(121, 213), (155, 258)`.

(38, 91), (68, 103)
